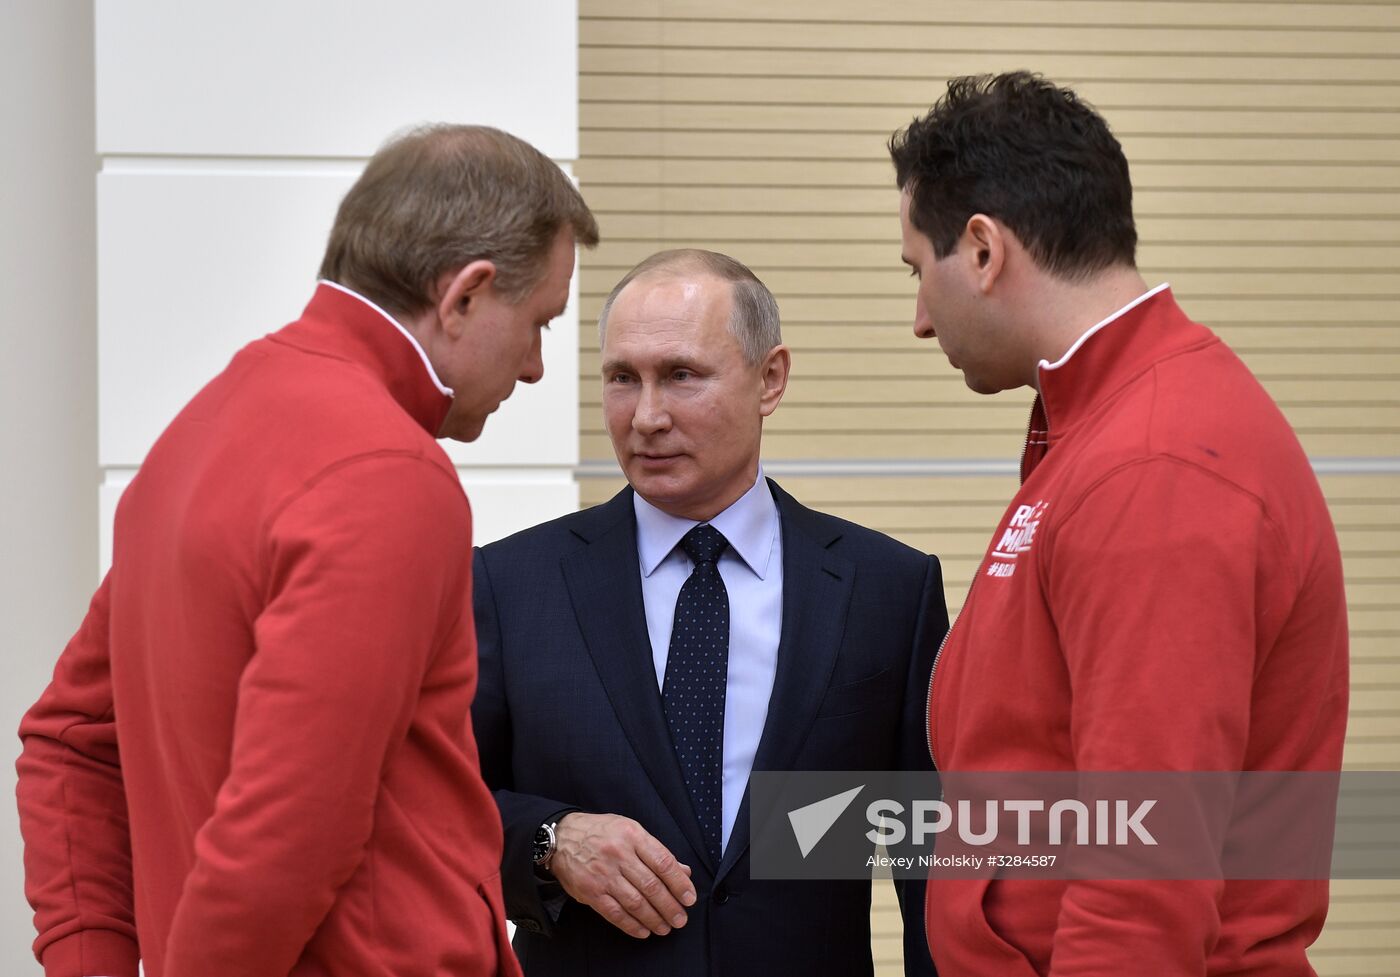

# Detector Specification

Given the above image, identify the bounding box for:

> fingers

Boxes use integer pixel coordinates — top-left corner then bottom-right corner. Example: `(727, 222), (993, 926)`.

(635, 835), (698, 918)
(619, 858), (687, 931)
(593, 893), (652, 940)
(611, 869), (676, 936)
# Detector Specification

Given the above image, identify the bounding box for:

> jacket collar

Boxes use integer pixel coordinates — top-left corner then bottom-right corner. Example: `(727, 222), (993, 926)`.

(270, 281), (454, 437)
(1021, 285), (1217, 481)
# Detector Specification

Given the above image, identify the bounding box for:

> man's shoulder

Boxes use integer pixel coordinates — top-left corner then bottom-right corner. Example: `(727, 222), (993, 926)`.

(771, 480), (932, 574)
(139, 335), (456, 514)
(477, 490), (632, 567)
(208, 332), (445, 456)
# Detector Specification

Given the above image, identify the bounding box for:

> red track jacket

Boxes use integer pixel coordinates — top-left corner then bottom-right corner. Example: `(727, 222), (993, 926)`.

(17, 284), (520, 977)
(925, 286), (1349, 976)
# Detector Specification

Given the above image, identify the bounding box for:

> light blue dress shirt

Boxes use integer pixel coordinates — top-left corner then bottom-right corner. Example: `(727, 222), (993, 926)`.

(633, 472), (783, 854)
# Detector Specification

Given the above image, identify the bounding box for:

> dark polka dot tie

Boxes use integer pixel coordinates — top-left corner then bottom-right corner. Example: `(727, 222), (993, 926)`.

(662, 523), (730, 863)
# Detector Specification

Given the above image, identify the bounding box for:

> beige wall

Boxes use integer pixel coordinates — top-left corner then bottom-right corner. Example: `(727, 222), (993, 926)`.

(576, 2), (1400, 973)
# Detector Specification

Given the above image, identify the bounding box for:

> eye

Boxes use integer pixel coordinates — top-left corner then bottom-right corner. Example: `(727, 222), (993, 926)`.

(607, 372), (634, 384)
(671, 369), (693, 381)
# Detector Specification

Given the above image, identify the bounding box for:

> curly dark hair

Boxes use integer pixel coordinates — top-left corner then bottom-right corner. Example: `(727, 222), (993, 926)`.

(889, 72), (1137, 280)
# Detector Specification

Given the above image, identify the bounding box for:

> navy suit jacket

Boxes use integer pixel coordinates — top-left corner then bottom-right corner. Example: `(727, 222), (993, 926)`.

(472, 480), (948, 977)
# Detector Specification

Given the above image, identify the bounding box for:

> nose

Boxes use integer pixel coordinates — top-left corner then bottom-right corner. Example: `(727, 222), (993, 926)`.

(633, 381), (671, 435)
(518, 330), (544, 384)
(913, 303), (936, 340)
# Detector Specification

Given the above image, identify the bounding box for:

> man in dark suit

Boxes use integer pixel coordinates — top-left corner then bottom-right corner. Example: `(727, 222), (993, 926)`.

(471, 249), (948, 976)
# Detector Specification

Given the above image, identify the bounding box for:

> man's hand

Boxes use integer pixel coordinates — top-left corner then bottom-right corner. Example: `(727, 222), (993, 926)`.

(548, 812), (696, 938)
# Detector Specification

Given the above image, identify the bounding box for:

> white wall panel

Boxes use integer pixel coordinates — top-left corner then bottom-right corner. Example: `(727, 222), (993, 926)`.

(98, 470), (133, 574)
(97, 161), (356, 466)
(95, 0), (578, 160)
(98, 162), (582, 471)
(97, 1), (585, 547)
(459, 473), (580, 546)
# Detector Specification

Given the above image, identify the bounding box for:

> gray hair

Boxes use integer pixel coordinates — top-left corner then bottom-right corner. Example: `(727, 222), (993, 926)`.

(597, 249), (781, 364)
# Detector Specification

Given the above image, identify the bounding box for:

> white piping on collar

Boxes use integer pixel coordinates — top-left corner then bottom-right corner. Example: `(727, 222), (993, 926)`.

(318, 279), (454, 396)
(1038, 282), (1171, 374)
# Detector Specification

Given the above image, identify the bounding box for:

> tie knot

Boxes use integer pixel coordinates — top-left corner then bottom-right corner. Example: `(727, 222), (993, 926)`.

(681, 524), (728, 567)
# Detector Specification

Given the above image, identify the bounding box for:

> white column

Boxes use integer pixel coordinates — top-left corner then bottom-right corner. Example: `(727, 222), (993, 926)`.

(0, 4), (99, 973)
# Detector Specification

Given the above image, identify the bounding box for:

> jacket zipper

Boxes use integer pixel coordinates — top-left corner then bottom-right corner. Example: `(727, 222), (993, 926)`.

(925, 617), (952, 771)
(926, 399), (1042, 772)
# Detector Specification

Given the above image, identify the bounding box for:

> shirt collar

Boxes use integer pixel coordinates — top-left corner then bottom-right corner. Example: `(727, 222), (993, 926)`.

(634, 471), (779, 580)
(318, 279), (454, 396)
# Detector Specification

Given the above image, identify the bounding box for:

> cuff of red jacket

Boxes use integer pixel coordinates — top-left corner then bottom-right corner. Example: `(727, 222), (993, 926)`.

(40, 929), (139, 977)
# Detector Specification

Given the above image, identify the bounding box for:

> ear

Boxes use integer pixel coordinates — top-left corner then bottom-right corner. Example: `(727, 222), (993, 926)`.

(757, 344), (791, 417)
(435, 259), (498, 338)
(962, 214), (1007, 295)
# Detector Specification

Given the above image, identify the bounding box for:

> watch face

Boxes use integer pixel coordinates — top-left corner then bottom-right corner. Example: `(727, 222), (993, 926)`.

(532, 824), (553, 863)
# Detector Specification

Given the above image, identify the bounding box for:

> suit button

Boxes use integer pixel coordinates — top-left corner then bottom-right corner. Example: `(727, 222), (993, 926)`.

(713, 886), (729, 905)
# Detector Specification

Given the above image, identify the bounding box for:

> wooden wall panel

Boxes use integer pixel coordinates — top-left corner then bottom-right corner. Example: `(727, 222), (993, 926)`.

(577, 2), (1400, 972)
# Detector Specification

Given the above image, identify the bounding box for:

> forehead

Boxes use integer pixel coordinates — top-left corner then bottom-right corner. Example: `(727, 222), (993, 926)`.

(603, 272), (737, 354)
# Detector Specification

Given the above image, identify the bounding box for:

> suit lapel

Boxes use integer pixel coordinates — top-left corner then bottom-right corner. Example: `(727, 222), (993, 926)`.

(560, 489), (718, 874)
(717, 480), (855, 883)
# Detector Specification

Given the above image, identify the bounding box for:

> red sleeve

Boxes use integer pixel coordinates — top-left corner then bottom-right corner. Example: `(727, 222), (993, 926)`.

(17, 574), (141, 977)
(161, 452), (472, 976)
(1044, 457), (1286, 977)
